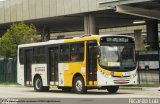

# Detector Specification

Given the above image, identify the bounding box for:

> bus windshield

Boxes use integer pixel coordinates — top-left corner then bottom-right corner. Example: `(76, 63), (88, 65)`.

(99, 44), (136, 71)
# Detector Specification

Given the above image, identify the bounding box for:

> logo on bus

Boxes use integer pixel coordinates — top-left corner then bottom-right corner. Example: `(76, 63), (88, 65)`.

(35, 67), (45, 72)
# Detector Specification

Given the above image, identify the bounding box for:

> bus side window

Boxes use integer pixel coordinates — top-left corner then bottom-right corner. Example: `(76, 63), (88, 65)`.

(60, 44), (70, 62)
(19, 48), (24, 64)
(59, 42), (84, 62)
(70, 42), (84, 61)
(33, 47), (46, 63)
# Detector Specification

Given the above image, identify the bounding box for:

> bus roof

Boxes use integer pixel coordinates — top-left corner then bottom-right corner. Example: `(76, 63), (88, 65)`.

(18, 35), (134, 48)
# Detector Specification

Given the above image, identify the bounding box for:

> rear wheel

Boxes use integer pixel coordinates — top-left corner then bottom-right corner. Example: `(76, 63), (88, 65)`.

(73, 76), (86, 94)
(106, 86), (119, 93)
(34, 76), (49, 92)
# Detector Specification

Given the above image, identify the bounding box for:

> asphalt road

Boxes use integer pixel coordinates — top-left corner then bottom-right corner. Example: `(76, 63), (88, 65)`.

(0, 87), (159, 104)
(0, 87), (159, 98)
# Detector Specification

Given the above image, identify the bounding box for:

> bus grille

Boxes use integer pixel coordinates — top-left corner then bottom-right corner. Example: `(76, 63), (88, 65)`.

(112, 76), (130, 78)
(114, 80), (130, 84)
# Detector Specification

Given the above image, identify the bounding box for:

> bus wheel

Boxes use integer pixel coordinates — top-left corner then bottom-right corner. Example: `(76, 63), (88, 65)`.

(34, 76), (49, 92)
(106, 86), (119, 94)
(73, 76), (86, 94)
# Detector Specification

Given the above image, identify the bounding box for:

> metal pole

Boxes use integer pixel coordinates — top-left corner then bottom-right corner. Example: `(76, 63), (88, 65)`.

(137, 51), (141, 84)
(159, 48), (160, 84)
(4, 58), (6, 82)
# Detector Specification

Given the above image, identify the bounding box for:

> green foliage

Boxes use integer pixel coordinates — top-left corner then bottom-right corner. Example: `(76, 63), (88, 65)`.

(0, 22), (38, 57)
(0, 82), (20, 85)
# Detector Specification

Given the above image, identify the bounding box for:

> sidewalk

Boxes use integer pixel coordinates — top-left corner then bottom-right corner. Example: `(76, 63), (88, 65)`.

(120, 86), (142, 90)
(120, 86), (160, 91)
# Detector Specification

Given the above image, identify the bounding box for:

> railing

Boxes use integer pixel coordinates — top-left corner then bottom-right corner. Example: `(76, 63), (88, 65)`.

(136, 50), (160, 86)
(0, 58), (17, 83)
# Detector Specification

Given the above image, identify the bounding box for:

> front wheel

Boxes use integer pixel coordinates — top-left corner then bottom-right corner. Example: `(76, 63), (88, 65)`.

(106, 86), (119, 93)
(73, 76), (86, 94)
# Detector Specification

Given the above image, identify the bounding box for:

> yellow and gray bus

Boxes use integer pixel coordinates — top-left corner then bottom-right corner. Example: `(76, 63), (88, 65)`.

(17, 35), (137, 94)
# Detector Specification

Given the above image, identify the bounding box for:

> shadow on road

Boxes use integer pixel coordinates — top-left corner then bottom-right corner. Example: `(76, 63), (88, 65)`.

(27, 89), (133, 95)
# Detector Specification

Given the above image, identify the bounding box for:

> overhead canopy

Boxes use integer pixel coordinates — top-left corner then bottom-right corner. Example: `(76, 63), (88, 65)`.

(0, 0), (159, 36)
(99, 0), (160, 20)
(0, 10), (147, 35)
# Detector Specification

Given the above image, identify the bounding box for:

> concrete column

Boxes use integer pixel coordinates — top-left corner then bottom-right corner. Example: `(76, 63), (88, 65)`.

(146, 20), (159, 50)
(134, 30), (144, 51)
(84, 13), (98, 35)
(41, 26), (50, 41)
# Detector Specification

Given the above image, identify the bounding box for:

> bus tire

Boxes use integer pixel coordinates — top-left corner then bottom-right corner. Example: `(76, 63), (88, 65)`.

(73, 76), (86, 94)
(106, 86), (119, 94)
(34, 76), (49, 92)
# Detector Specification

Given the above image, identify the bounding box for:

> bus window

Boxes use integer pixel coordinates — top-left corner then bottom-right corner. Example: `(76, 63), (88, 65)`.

(33, 47), (46, 63)
(19, 48), (24, 64)
(60, 44), (70, 62)
(70, 42), (84, 61)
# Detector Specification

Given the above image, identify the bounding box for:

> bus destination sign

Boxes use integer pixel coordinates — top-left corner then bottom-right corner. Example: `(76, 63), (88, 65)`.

(100, 37), (134, 43)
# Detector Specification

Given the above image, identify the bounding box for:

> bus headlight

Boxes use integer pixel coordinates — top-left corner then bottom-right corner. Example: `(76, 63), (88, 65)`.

(107, 75), (112, 78)
(131, 74), (136, 78)
(101, 71), (111, 78)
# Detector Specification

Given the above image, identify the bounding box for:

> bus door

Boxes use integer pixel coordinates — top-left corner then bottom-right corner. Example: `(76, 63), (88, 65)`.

(48, 47), (59, 85)
(86, 41), (97, 85)
(24, 49), (32, 86)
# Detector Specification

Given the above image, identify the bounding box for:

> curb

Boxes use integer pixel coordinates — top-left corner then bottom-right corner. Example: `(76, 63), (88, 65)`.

(142, 87), (160, 91)
(120, 87), (160, 91)
(120, 87), (142, 90)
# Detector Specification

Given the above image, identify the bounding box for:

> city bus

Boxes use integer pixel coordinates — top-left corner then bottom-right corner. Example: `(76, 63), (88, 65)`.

(17, 35), (137, 94)
(138, 51), (159, 70)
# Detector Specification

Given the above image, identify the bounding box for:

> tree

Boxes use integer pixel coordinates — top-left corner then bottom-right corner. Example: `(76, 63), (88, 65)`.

(0, 22), (38, 57)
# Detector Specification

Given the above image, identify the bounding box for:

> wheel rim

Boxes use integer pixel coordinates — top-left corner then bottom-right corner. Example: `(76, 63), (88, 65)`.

(75, 80), (83, 92)
(35, 78), (41, 90)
